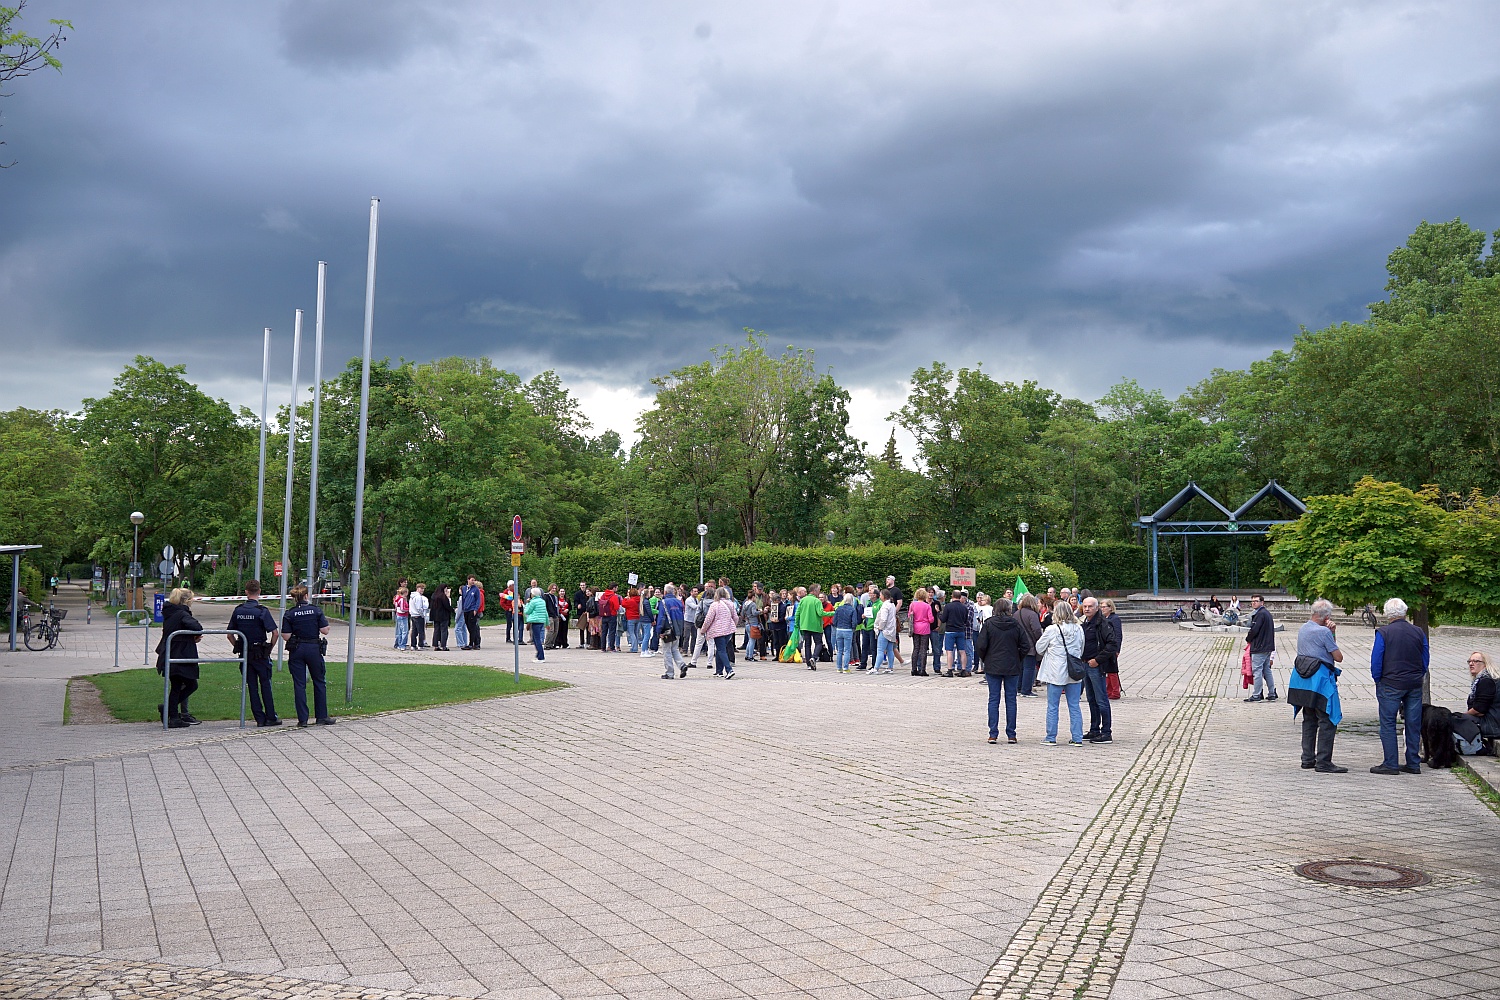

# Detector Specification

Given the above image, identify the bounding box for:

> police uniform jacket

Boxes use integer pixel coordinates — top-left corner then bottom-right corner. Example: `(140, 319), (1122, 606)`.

(229, 599), (278, 660)
(281, 602), (329, 647)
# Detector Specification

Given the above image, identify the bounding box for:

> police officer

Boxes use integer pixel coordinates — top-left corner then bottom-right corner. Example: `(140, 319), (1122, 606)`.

(230, 579), (281, 727)
(281, 584), (335, 728)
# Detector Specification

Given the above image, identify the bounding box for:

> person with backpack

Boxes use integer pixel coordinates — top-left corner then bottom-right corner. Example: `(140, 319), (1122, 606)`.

(596, 585), (621, 651)
(657, 584), (687, 679)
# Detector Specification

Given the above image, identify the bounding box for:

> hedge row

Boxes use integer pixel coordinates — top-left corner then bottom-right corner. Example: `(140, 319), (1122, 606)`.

(554, 543), (1146, 595)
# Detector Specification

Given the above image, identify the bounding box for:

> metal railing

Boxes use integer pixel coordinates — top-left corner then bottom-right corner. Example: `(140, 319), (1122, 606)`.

(114, 608), (153, 668)
(161, 629), (249, 731)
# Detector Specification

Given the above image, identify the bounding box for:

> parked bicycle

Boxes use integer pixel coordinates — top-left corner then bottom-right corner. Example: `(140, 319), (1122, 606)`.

(1360, 604), (1379, 628)
(24, 607), (66, 650)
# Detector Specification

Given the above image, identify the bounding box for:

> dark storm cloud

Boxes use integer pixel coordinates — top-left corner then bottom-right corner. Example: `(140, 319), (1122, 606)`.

(4, 0), (1500, 440)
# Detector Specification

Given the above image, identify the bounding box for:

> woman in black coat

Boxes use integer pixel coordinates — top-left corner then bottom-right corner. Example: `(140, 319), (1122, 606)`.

(429, 584), (454, 651)
(158, 588), (204, 727)
(1467, 651), (1500, 738)
(975, 599), (1027, 745)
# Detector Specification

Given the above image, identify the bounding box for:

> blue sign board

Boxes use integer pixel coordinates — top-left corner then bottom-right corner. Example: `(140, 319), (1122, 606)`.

(152, 592), (165, 623)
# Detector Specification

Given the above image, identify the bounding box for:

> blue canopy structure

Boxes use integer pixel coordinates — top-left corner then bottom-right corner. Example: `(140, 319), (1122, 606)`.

(1134, 481), (1305, 594)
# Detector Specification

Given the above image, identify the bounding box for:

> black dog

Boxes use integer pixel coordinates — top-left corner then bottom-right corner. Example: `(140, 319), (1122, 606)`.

(1422, 704), (1457, 769)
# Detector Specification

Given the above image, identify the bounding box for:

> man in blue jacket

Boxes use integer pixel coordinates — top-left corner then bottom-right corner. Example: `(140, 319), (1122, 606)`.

(1370, 597), (1429, 775)
(459, 575), (482, 650)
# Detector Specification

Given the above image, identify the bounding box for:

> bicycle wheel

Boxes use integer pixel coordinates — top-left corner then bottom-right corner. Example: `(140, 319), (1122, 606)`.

(24, 624), (52, 651)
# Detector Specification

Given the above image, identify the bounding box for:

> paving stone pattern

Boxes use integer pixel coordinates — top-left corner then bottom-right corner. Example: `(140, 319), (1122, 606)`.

(3, 612), (1498, 1000)
(971, 639), (1233, 1000)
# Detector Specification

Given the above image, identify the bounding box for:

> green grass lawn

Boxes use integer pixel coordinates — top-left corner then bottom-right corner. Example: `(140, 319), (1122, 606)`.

(84, 661), (565, 723)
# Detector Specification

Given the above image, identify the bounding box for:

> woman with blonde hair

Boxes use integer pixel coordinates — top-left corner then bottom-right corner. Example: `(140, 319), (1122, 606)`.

(1035, 600), (1085, 746)
(1465, 651), (1500, 739)
(158, 588), (204, 727)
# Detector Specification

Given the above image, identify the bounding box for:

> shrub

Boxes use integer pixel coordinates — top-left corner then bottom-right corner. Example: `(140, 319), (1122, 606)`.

(1043, 543), (1146, 591)
(203, 563), (241, 597)
(558, 543), (1140, 597)
(992, 561), (1079, 595)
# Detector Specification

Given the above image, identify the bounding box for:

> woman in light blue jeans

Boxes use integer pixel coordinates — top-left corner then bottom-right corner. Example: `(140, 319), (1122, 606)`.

(832, 594), (859, 672)
(871, 590), (899, 674)
(1035, 601), (1086, 746)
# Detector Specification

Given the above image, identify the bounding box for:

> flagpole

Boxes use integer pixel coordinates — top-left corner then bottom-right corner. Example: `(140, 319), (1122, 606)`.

(346, 198), (379, 704)
(306, 261), (326, 596)
(254, 328), (270, 580)
(277, 308), (303, 673)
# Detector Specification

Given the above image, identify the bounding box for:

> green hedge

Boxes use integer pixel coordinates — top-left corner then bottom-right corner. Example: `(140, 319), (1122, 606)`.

(908, 561), (1079, 598)
(1041, 543), (1146, 591)
(554, 543), (1143, 597)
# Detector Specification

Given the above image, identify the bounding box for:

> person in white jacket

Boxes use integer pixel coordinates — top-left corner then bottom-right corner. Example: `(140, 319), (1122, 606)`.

(408, 584), (430, 650)
(1035, 600), (1086, 746)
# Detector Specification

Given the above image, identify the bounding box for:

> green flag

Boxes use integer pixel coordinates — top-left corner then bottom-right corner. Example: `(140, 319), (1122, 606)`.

(1013, 575), (1030, 597)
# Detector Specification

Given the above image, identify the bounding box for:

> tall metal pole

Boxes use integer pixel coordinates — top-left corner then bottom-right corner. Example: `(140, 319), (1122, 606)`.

(277, 309), (303, 673)
(306, 262), (326, 593)
(131, 524), (139, 612)
(254, 328), (271, 580)
(346, 198), (379, 704)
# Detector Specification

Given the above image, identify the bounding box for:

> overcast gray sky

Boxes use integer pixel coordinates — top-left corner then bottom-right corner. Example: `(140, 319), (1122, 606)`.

(4, 0), (1499, 449)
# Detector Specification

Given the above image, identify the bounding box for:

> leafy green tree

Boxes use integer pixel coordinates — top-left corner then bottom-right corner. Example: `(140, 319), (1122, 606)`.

(893, 364), (1064, 548)
(75, 357), (254, 583)
(0, 408), (82, 570)
(633, 334), (861, 545)
(1, 2), (71, 164)
(1369, 219), (1498, 321)
(1266, 478), (1445, 626)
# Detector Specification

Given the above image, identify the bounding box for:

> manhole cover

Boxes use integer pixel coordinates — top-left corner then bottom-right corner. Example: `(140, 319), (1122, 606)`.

(1295, 859), (1431, 889)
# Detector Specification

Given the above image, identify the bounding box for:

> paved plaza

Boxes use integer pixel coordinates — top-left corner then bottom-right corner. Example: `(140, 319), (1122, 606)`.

(2, 594), (1498, 999)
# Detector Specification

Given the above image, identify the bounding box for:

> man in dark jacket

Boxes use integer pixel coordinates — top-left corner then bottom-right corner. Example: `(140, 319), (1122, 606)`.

(1080, 597), (1117, 744)
(1244, 595), (1278, 702)
(942, 591), (973, 676)
(1370, 598), (1429, 775)
(975, 599), (1027, 744)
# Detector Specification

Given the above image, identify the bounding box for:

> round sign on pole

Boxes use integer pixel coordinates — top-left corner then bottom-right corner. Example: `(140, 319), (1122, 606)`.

(513, 515), (523, 541)
(162, 544), (175, 561)
(157, 559), (174, 578)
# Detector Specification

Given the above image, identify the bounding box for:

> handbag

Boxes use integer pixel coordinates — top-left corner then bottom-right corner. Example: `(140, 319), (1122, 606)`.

(750, 625), (762, 640)
(1056, 626), (1088, 682)
(1293, 654), (1325, 679)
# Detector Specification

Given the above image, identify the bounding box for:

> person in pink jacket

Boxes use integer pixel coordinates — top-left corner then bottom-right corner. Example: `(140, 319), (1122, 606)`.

(699, 587), (739, 679)
(908, 586), (936, 676)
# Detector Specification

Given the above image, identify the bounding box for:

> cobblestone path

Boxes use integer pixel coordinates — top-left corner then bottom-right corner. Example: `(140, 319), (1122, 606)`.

(972, 639), (1232, 1000)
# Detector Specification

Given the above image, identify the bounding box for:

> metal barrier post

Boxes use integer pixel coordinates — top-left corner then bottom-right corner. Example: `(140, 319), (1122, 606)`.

(162, 629), (249, 730)
(114, 609), (149, 669)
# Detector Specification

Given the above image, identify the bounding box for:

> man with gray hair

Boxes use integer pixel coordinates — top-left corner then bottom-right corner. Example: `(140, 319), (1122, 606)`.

(1370, 597), (1429, 775)
(1288, 599), (1346, 773)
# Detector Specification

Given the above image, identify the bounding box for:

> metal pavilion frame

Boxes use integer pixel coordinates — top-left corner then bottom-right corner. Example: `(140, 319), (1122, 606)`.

(1135, 480), (1306, 595)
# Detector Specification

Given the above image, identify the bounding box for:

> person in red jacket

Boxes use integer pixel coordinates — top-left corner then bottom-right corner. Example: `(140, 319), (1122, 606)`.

(498, 582), (516, 643)
(622, 587), (644, 652)
(597, 586), (621, 652)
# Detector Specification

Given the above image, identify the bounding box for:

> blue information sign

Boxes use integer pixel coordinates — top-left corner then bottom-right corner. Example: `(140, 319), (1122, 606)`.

(152, 592), (165, 623)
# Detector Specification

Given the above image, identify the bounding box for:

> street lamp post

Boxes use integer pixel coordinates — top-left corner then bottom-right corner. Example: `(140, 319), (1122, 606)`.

(552, 536), (560, 558)
(1019, 521), (1029, 566)
(824, 530), (835, 545)
(697, 524), (708, 585)
(130, 511), (144, 611)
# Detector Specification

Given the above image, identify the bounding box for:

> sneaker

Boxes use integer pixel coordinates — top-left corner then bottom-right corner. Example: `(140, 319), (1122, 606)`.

(987, 736), (997, 744)
(724, 670), (735, 680)
(1266, 694), (1279, 702)
(181, 713), (202, 726)
(1315, 763), (1348, 773)
(1243, 695), (1264, 703)
(1370, 764), (1400, 775)
(315, 717), (336, 726)
(1092, 735), (1112, 744)
(1007, 736), (1017, 745)
(1067, 740), (1084, 747)
(1042, 739), (1058, 747)
(1399, 764), (1421, 774)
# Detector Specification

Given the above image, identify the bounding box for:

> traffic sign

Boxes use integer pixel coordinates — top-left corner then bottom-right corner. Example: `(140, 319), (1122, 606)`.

(162, 544), (175, 561)
(511, 541), (525, 554)
(512, 515), (523, 541)
(128, 562), (142, 578)
(511, 553), (522, 567)
(321, 558), (330, 573)
(274, 560), (284, 577)
(157, 560), (174, 579)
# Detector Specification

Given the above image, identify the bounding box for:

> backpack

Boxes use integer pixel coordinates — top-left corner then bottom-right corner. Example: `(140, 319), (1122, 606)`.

(695, 601), (709, 628)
